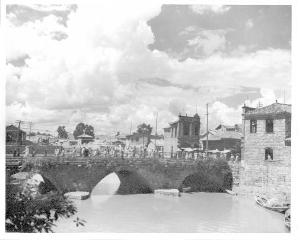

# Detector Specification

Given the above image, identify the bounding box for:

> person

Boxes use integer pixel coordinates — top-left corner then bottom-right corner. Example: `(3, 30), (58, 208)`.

(230, 154), (235, 162)
(54, 147), (60, 157)
(32, 148), (37, 157)
(23, 146), (30, 157)
(81, 147), (86, 157)
(13, 149), (17, 157)
(60, 147), (65, 157)
(84, 147), (89, 157)
(17, 148), (20, 157)
(235, 154), (240, 162)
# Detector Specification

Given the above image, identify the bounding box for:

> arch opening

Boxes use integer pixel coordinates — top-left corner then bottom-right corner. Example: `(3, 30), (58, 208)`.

(115, 169), (153, 194)
(91, 169), (153, 195)
(179, 171), (233, 193)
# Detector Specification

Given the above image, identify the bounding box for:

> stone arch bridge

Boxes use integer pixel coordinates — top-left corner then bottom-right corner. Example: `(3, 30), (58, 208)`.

(7, 156), (233, 194)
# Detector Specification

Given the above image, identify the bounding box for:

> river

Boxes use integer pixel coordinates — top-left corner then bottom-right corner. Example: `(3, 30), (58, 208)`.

(53, 173), (288, 233)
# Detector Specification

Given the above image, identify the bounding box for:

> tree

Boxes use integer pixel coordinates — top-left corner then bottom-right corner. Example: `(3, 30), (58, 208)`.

(57, 126), (68, 139)
(5, 184), (82, 233)
(73, 123), (95, 139)
(136, 123), (152, 147)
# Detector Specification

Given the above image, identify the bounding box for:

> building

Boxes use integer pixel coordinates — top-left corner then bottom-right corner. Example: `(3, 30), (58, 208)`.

(6, 125), (27, 144)
(163, 114), (200, 156)
(77, 133), (94, 144)
(27, 133), (51, 144)
(239, 101), (291, 199)
(201, 124), (242, 153)
(126, 133), (163, 149)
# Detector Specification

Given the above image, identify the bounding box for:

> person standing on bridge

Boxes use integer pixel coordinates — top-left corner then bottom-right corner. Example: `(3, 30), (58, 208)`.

(23, 146), (30, 157)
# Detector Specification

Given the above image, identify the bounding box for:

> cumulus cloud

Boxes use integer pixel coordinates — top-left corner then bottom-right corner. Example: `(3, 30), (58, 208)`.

(190, 5), (231, 15)
(5, 3), (291, 134)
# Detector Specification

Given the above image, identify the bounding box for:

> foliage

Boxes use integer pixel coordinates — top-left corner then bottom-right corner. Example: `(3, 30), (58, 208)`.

(73, 122), (95, 139)
(57, 126), (68, 139)
(181, 158), (233, 192)
(6, 184), (76, 232)
(136, 123), (152, 147)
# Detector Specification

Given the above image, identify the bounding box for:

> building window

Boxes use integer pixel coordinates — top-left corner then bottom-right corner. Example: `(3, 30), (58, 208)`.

(250, 120), (257, 133)
(265, 148), (273, 160)
(194, 126), (199, 136)
(266, 119), (274, 133)
(286, 117), (291, 138)
(174, 127), (177, 137)
(183, 123), (189, 136)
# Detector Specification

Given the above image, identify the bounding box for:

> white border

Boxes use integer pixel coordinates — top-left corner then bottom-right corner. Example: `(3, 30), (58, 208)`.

(1, 0), (299, 239)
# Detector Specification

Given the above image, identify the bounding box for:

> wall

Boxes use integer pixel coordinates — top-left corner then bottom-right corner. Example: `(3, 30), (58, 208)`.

(239, 118), (291, 199)
(163, 128), (178, 156)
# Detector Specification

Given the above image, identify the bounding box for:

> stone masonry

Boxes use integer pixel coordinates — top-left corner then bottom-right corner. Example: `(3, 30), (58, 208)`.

(238, 103), (291, 200)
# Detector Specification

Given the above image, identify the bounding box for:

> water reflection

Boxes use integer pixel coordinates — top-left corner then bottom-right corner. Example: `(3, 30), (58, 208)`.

(91, 172), (120, 196)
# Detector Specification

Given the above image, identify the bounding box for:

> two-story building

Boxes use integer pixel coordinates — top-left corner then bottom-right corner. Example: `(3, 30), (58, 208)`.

(163, 114), (200, 157)
(201, 124), (242, 153)
(239, 101), (291, 199)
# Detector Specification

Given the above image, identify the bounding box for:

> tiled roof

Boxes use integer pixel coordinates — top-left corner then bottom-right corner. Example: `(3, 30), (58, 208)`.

(6, 125), (26, 133)
(77, 133), (93, 138)
(245, 103), (291, 116)
(201, 129), (242, 140)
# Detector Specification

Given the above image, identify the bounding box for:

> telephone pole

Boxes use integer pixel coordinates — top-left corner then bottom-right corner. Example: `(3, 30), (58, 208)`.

(15, 120), (25, 145)
(28, 122), (33, 141)
(206, 103), (209, 156)
(155, 112), (158, 151)
(129, 121), (132, 135)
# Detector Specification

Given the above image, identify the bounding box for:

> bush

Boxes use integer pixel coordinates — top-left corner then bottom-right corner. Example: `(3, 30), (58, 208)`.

(6, 184), (77, 232)
(181, 158), (233, 192)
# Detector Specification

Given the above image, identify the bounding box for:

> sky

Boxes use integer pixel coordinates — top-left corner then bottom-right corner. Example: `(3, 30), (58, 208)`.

(5, 3), (291, 135)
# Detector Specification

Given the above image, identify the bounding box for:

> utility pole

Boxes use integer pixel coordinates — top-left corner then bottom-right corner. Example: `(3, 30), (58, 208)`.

(129, 121), (132, 135)
(206, 103), (209, 156)
(28, 122), (33, 141)
(15, 120), (25, 146)
(155, 112), (158, 151)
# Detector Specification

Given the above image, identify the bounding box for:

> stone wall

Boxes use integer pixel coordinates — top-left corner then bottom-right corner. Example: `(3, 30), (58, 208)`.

(16, 156), (233, 194)
(239, 118), (291, 199)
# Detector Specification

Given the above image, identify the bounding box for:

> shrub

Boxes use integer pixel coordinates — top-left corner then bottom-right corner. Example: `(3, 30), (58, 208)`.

(6, 183), (78, 232)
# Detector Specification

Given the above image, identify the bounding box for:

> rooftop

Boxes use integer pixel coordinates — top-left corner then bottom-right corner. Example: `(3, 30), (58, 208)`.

(244, 102), (291, 117)
(201, 129), (242, 140)
(77, 133), (93, 138)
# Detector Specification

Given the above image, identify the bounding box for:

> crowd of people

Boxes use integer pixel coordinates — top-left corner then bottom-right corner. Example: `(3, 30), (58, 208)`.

(12, 144), (240, 163)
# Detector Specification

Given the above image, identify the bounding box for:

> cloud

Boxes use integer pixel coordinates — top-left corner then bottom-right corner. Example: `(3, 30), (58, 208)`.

(5, 4), (291, 135)
(187, 29), (226, 56)
(190, 5), (231, 15)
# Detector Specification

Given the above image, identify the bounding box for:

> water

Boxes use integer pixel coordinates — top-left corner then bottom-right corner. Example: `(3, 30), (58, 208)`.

(53, 173), (288, 233)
